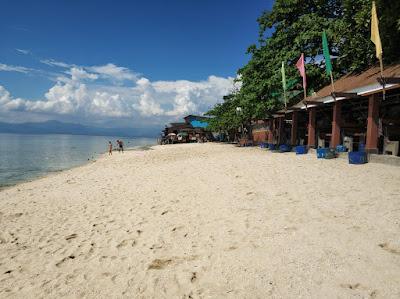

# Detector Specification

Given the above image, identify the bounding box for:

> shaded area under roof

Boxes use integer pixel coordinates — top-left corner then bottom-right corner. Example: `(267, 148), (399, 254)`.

(280, 64), (400, 114)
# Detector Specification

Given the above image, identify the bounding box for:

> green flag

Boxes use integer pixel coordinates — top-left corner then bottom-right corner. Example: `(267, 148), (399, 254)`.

(281, 61), (286, 91)
(281, 61), (287, 108)
(322, 31), (332, 76)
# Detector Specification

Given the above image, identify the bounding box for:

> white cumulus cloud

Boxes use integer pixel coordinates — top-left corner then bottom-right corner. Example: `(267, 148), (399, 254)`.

(0, 60), (239, 126)
(69, 67), (99, 82)
(88, 63), (137, 81)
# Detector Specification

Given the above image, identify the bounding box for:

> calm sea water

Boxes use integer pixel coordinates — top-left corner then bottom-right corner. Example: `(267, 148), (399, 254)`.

(0, 133), (156, 187)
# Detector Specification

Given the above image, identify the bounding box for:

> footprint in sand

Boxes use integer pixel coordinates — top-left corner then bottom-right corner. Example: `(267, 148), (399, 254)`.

(84, 242), (95, 258)
(148, 258), (173, 270)
(225, 246), (238, 251)
(190, 272), (197, 283)
(378, 243), (400, 255)
(55, 255), (76, 267)
(116, 239), (136, 249)
(65, 234), (78, 241)
(171, 226), (184, 232)
(340, 283), (378, 297)
(340, 283), (360, 290)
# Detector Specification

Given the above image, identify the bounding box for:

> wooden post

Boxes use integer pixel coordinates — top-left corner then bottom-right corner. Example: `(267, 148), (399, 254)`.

(366, 94), (380, 153)
(307, 107), (316, 148)
(291, 111), (298, 146)
(268, 120), (274, 143)
(331, 101), (341, 148)
(277, 117), (284, 145)
(272, 119), (276, 144)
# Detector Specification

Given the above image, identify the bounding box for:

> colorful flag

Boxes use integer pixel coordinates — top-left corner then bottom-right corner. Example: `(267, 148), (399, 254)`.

(371, 1), (382, 59)
(296, 53), (306, 90)
(322, 31), (333, 76)
(281, 61), (287, 107)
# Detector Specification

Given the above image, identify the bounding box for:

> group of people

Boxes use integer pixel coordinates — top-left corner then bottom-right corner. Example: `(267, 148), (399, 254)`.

(108, 139), (124, 155)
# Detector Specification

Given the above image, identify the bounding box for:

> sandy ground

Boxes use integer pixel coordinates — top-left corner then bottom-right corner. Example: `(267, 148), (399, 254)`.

(0, 143), (400, 299)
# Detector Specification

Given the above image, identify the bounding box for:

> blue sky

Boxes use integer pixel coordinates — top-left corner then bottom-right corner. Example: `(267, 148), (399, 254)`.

(0, 0), (274, 127)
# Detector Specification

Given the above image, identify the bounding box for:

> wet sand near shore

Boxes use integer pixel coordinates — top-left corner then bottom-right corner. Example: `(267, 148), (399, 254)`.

(0, 143), (399, 298)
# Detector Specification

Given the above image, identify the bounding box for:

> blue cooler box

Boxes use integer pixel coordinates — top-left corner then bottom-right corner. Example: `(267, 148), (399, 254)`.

(336, 145), (347, 152)
(279, 144), (291, 152)
(296, 145), (308, 155)
(316, 148), (328, 159)
(349, 151), (368, 164)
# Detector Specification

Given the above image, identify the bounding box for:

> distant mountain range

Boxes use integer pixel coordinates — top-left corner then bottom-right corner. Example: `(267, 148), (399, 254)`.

(0, 120), (160, 138)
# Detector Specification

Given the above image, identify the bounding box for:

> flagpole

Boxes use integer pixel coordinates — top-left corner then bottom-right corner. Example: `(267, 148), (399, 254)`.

(379, 56), (386, 100)
(284, 90), (287, 110)
(330, 71), (335, 93)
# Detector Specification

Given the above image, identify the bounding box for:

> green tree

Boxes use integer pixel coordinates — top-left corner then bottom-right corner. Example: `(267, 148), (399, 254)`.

(338, 0), (400, 72)
(207, 0), (400, 132)
(239, 0), (342, 117)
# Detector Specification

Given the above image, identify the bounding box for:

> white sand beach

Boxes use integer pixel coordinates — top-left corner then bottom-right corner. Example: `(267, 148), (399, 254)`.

(1, 143), (400, 298)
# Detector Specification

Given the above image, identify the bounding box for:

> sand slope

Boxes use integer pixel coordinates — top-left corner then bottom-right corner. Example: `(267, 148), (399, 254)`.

(1, 143), (400, 298)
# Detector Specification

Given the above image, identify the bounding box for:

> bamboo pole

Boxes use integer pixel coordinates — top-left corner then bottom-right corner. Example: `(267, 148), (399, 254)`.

(284, 90), (287, 110)
(330, 71), (335, 93)
(379, 56), (386, 101)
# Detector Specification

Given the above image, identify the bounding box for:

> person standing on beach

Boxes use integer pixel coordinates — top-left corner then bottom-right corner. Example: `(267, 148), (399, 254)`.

(116, 140), (121, 153)
(119, 139), (124, 153)
(108, 141), (113, 155)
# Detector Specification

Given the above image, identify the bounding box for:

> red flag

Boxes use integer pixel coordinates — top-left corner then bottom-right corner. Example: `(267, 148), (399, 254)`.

(296, 53), (307, 90)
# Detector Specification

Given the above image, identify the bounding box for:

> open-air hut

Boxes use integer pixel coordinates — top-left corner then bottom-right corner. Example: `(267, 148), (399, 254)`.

(266, 64), (400, 157)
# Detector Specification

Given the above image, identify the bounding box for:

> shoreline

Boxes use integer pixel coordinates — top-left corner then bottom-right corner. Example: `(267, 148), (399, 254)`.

(0, 154), (101, 193)
(0, 143), (156, 192)
(1, 143), (399, 298)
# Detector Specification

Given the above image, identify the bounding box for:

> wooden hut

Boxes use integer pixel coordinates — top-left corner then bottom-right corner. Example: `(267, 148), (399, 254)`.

(160, 115), (213, 144)
(268, 64), (400, 156)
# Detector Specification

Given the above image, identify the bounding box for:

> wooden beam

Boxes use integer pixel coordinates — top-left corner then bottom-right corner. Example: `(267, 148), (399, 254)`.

(304, 100), (322, 105)
(331, 92), (361, 99)
(377, 77), (400, 85)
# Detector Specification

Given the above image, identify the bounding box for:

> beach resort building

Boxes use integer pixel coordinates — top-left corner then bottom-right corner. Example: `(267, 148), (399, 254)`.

(251, 64), (400, 159)
(161, 115), (212, 144)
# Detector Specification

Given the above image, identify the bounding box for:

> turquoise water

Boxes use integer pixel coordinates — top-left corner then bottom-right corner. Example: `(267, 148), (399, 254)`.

(0, 134), (156, 187)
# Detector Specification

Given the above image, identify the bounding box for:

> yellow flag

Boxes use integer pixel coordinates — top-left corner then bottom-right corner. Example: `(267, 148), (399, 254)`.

(371, 1), (382, 59)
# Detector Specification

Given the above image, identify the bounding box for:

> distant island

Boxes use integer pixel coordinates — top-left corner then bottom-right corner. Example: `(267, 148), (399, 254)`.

(0, 120), (159, 138)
